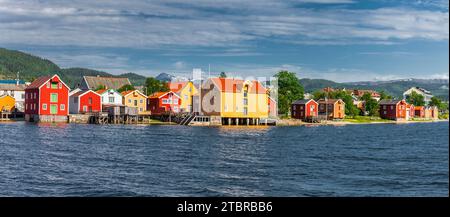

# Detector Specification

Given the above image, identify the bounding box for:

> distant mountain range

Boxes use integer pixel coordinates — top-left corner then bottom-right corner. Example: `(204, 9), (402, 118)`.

(300, 78), (449, 100)
(1, 47), (448, 100)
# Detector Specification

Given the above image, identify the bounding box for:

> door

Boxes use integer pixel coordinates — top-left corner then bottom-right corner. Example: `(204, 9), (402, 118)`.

(50, 104), (57, 114)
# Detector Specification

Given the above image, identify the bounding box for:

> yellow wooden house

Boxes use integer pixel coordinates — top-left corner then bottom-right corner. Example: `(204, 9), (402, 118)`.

(0, 95), (15, 112)
(121, 90), (149, 115)
(200, 77), (269, 125)
(168, 81), (198, 112)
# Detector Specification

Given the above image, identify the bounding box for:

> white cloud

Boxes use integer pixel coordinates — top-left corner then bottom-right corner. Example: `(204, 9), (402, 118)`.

(173, 61), (187, 70)
(0, 0), (447, 48)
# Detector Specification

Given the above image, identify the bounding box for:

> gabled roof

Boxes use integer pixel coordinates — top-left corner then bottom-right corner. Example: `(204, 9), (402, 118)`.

(70, 90), (100, 98)
(148, 91), (180, 99)
(378, 99), (403, 105)
(168, 82), (188, 93)
(292, 99), (317, 105)
(83, 76), (131, 90)
(121, 89), (146, 98)
(317, 99), (345, 104)
(96, 89), (107, 94)
(209, 78), (267, 94)
(97, 89), (121, 96)
(26, 74), (70, 90)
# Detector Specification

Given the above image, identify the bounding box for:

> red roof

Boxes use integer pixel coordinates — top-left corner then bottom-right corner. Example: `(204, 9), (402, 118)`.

(96, 89), (107, 94)
(121, 90), (134, 97)
(168, 82), (187, 93)
(148, 91), (180, 99)
(210, 78), (267, 94)
(26, 75), (54, 89)
(26, 74), (70, 90)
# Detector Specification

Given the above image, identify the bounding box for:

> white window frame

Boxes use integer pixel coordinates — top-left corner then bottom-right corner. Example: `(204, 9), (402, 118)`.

(42, 103), (47, 110)
(60, 104), (65, 111)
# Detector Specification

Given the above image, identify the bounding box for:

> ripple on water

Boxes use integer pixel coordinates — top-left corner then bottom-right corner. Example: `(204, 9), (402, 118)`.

(0, 121), (448, 196)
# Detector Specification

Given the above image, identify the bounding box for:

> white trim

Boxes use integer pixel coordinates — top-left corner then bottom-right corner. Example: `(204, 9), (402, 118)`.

(78, 90), (101, 98)
(156, 91), (181, 99)
(123, 90), (147, 98)
(83, 76), (90, 89)
(37, 74), (71, 91)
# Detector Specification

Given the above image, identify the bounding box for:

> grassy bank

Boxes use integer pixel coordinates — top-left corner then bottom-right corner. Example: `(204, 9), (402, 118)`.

(344, 116), (394, 123)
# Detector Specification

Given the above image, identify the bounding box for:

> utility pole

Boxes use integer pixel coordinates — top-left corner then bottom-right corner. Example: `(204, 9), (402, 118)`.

(325, 92), (328, 124)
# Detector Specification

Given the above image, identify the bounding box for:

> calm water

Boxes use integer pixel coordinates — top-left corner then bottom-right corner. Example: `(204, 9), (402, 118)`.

(0, 121), (448, 196)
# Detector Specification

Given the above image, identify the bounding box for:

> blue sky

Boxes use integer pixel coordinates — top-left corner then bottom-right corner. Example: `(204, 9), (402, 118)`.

(0, 0), (448, 82)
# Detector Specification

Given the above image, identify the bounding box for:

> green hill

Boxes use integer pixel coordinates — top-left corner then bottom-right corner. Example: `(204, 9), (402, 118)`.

(117, 72), (146, 86)
(0, 47), (148, 88)
(0, 48), (61, 80)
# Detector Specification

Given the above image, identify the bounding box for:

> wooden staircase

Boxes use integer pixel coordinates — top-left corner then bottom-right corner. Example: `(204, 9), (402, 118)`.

(179, 113), (196, 125)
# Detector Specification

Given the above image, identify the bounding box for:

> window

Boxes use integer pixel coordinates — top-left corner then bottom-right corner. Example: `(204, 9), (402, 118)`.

(128, 99), (131, 103)
(46, 82), (50, 88)
(25, 104), (28, 110)
(243, 99), (248, 105)
(88, 97), (92, 104)
(134, 100), (137, 106)
(173, 99), (178, 104)
(243, 107), (248, 115)
(59, 83), (62, 89)
(21, 93), (25, 99)
(140, 99), (143, 104)
(60, 104), (65, 110)
(300, 111), (304, 116)
(34, 93), (36, 99)
(384, 111), (387, 115)
(50, 93), (58, 102)
(139, 107), (143, 112)
(108, 97), (114, 103)
(51, 82), (58, 89)
(390, 105), (393, 110)
(310, 105), (314, 112)
(42, 104), (47, 110)
(83, 105), (87, 112)
(50, 105), (57, 114)
(383, 105), (386, 109)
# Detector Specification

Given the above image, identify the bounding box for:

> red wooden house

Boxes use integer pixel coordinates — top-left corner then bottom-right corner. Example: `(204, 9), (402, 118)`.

(147, 91), (182, 115)
(291, 99), (318, 120)
(69, 90), (102, 114)
(268, 97), (277, 118)
(25, 74), (70, 122)
(379, 99), (409, 120)
(414, 106), (425, 118)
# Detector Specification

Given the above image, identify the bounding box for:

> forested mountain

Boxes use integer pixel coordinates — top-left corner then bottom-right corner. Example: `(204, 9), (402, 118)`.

(0, 48), (147, 87)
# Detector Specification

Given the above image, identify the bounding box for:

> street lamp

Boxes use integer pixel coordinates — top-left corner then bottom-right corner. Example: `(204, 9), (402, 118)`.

(325, 96), (328, 124)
